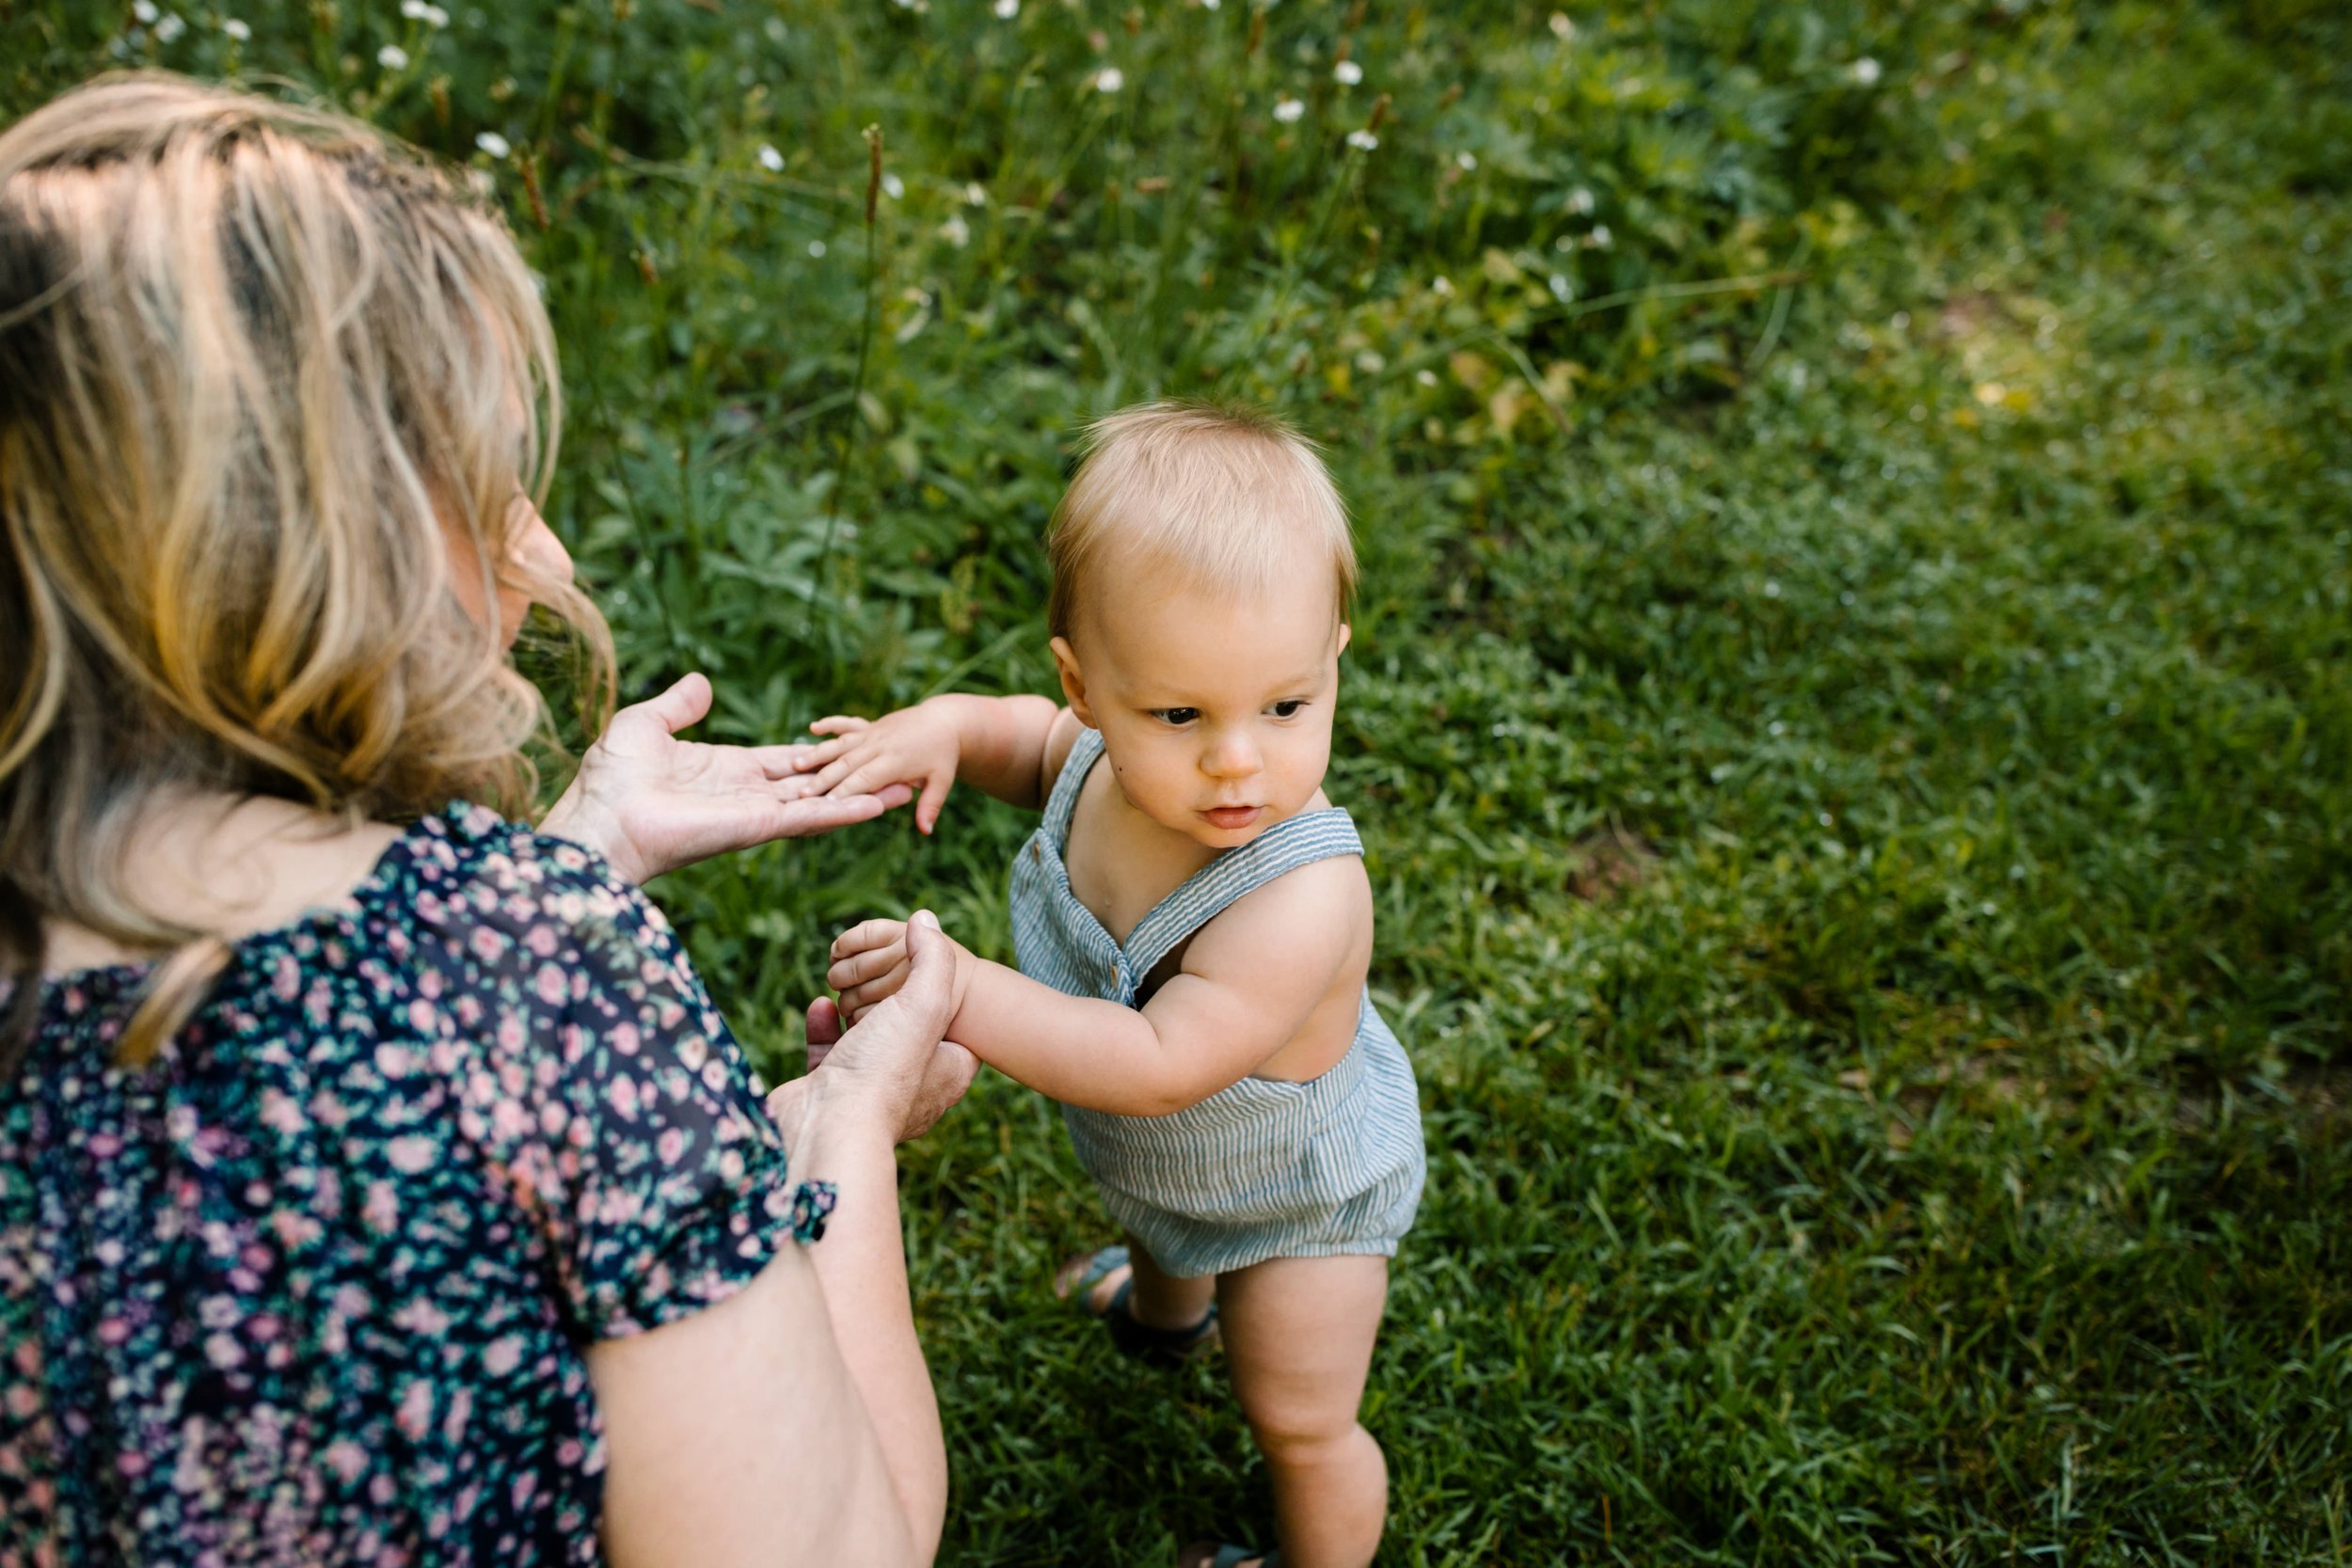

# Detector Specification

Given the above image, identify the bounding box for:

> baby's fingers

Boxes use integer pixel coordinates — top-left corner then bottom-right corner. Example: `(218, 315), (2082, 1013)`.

(830, 917), (908, 960)
(914, 768), (956, 836)
(827, 938), (908, 994)
(807, 715), (870, 738)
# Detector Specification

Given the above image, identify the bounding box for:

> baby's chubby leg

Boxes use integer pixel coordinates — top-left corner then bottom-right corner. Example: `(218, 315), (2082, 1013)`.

(1216, 1255), (1391, 1568)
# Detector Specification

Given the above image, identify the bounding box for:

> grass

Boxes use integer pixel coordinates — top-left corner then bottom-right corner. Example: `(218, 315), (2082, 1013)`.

(6, 0), (2349, 1560)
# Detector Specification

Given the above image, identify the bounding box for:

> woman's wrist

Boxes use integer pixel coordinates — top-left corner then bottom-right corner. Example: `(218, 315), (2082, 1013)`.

(770, 1069), (902, 1164)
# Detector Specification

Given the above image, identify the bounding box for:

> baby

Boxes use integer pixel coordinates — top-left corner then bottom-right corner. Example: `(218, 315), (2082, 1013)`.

(803, 402), (1424, 1568)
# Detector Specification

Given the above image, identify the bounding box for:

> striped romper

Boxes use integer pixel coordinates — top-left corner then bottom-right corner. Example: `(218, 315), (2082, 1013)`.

(1009, 726), (1426, 1278)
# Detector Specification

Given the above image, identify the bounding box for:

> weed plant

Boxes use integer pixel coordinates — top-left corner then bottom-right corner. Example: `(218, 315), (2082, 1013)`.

(4, 0), (2347, 1560)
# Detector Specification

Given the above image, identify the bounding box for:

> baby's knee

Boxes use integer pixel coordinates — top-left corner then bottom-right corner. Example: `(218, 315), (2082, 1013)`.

(1238, 1393), (1369, 1461)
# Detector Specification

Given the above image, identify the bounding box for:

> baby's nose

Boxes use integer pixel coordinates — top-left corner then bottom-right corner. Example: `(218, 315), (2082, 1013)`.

(1202, 729), (1261, 777)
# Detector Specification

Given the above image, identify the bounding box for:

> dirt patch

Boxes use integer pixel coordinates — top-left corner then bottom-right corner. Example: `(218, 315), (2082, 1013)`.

(1567, 822), (1659, 903)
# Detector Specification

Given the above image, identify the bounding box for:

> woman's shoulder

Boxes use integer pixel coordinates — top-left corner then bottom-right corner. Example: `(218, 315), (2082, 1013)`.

(392, 800), (671, 944)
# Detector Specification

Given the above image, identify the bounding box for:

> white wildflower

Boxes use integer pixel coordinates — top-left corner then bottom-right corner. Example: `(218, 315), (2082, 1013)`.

(1333, 59), (1362, 85)
(993, 0), (1017, 14)
(1415, 368), (1438, 387)
(881, 172), (904, 199)
(1549, 274), (1572, 302)
(938, 213), (970, 247)
(153, 11), (185, 40)
(807, 239), (827, 258)
(965, 182), (988, 205)
(133, 0), (158, 22)
(1850, 56), (1882, 86)
(1549, 11), (1574, 39)
(1273, 97), (1305, 123)
(1431, 275), (1454, 296)
(757, 144), (784, 173)
(1584, 223), (1613, 248)
(1455, 151), (1477, 170)
(377, 43), (408, 70)
(1346, 129), (1378, 151)
(1094, 67), (1123, 93)
(221, 16), (250, 39)
(1565, 185), (1595, 214)
(1200, 0), (1219, 8)
(474, 131), (510, 160)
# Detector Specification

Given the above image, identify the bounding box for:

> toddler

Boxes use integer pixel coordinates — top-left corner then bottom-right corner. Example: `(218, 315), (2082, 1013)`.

(803, 403), (1425, 1568)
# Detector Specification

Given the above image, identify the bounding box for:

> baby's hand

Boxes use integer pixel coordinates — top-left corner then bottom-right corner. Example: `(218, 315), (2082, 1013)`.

(830, 916), (975, 1024)
(798, 702), (964, 835)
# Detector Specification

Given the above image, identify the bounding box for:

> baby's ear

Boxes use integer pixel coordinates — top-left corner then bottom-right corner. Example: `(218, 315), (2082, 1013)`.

(1336, 622), (1353, 658)
(1050, 636), (1096, 726)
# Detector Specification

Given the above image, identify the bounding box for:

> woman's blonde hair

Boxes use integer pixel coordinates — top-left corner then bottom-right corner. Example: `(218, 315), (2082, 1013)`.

(0, 73), (614, 1067)
(1046, 401), (1355, 643)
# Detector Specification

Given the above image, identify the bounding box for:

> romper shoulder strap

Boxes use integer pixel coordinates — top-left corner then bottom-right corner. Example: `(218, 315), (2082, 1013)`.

(1123, 808), (1364, 982)
(1043, 725), (1106, 850)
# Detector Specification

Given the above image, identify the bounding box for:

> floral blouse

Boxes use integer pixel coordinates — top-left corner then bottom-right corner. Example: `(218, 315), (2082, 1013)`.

(0, 802), (817, 1566)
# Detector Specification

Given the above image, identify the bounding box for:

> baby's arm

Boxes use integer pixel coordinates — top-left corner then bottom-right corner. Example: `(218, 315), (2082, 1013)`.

(828, 859), (1365, 1116)
(800, 697), (1080, 833)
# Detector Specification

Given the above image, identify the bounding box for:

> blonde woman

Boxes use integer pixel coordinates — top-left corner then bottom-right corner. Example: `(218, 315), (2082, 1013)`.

(0, 75), (974, 1566)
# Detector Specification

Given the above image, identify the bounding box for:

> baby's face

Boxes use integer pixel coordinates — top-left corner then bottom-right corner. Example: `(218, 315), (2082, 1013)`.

(1055, 562), (1348, 851)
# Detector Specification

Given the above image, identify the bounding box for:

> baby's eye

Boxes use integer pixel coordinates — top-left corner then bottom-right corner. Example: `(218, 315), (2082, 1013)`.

(1270, 700), (1309, 719)
(1151, 707), (1200, 726)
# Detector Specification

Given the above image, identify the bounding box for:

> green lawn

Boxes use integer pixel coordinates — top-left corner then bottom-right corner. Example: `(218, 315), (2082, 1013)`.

(7, 0), (2348, 1560)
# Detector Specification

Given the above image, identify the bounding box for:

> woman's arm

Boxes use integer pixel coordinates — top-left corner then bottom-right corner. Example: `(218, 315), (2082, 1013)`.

(590, 913), (971, 1566)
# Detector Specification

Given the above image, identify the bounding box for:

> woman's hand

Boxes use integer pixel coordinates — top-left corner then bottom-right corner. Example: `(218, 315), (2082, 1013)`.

(776, 911), (978, 1147)
(797, 702), (968, 836)
(827, 915), (976, 1026)
(540, 673), (914, 885)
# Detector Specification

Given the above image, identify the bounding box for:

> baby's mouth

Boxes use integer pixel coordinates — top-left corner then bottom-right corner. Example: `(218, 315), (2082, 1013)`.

(1200, 804), (1263, 828)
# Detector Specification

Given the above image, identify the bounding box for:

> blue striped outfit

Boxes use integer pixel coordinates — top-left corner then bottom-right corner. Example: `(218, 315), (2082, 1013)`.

(1009, 726), (1425, 1278)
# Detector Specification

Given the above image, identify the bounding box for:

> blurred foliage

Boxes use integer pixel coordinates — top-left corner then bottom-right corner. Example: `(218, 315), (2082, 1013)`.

(6, 0), (2351, 1560)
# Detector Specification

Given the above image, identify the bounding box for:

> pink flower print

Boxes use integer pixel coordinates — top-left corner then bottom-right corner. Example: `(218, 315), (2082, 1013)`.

(261, 1088), (305, 1135)
(484, 1336), (524, 1377)
(325, 1437), (368, 1485)
(443, 1386), (472, 1443)
(469, 924), (511, 965)
(527, 924), (560, 958)
(491, 1098), (530, 1141)
(205, 1332), (244, 1370)
(273, 954), (301, 1001)
(497, 1010), (526, 1052)
(676, 1034), (708, 1073)
(612, 1021), (642, 1056)
(407, 998), (437, 1034)
(394, 1299), (451, 1337)
(453, 993), (484, 1028)
(363, 1180), (399, 1234)
(607, 1076), (640, 1120)
(387, 1135), (436, 1174)
(375, 1043), (412, 1078)
(396, 1380), (434, 1441)
(4, 1383), (39, 1419)
(657, 1126), (687, 1165)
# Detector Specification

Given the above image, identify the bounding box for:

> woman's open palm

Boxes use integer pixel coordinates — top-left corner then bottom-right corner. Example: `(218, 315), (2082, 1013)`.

(543, 673), (913, 884)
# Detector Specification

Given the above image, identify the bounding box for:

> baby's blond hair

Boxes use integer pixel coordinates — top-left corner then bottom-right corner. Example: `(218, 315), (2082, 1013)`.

(0, 74), (613, 1066)
(1046, 402), (1355, 642)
